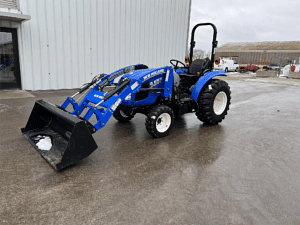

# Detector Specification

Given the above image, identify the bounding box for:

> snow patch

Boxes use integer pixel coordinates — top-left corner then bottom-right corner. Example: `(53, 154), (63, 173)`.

(34, 135), (52, 151)
(0, 104), (10, 113)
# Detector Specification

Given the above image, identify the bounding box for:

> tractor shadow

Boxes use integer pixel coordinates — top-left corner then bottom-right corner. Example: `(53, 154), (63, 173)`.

(103, 114), (226, 187)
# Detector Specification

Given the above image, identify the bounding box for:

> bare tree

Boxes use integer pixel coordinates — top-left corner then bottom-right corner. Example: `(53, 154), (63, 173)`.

(187, 49), (212, 60)
(193, 49), (205, 58)
(204, 51), (211, 58)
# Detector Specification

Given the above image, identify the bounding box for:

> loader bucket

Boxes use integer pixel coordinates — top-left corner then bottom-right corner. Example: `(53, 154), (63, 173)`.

(21, 100), (98, 171)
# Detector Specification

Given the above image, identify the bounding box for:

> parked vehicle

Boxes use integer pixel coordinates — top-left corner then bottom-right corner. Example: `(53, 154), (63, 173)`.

(214, 57), (239, 72)
(239, 64), (260, 73)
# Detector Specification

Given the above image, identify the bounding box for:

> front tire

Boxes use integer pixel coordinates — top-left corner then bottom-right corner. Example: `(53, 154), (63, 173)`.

(225, 67), (228, 73)
(113, 105), (136, 122)
(196, 79), (231, 125)
(145, 105), (175, 138)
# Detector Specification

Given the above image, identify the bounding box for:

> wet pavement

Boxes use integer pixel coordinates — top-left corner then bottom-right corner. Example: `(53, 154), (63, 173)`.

(1, 79), (300, 224)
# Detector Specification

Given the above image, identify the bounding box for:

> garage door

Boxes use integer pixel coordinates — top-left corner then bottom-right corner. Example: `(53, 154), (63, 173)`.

(0, 0), (18, 9)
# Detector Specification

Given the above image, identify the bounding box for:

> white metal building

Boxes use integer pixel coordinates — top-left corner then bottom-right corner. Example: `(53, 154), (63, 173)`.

(0, 0), (191, 90)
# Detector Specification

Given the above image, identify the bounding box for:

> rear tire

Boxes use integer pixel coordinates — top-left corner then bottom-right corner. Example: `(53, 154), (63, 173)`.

(145, 105), (174, 138)
(196, 79), (231, 125)
(113, 105), (136, 122)
(225, 68), (228, 73)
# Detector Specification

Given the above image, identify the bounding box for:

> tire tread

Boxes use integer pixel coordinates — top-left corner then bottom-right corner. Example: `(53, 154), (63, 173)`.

(196, 79), (231, 125)
(145, 105), (174, 138)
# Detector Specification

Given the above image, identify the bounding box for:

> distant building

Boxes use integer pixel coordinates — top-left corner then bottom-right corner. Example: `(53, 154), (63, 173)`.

(215, 41), (300, 65)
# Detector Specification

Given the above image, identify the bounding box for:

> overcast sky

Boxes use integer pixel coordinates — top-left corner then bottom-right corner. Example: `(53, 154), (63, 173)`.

(189, 0), (300, 51)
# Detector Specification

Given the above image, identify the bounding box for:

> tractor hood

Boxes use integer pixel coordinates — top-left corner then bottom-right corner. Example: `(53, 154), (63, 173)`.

(122, 67), (172, 83)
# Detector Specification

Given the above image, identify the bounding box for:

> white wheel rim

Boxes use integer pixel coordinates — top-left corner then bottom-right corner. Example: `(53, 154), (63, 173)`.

(156, 113), (171, 133)
(120, 110), (129, 117)
(213, 91), (227, 115)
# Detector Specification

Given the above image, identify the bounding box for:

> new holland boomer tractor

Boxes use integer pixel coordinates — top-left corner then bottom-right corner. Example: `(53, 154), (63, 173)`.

(22, 23), (231, 171)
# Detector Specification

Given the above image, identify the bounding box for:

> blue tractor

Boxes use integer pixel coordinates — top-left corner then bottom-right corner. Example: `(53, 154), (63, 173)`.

(22, 23), (230, 171)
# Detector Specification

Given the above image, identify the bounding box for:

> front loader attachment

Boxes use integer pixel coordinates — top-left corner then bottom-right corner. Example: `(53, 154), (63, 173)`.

(21, 100), (98, 171)
(21, 64), (157, 171)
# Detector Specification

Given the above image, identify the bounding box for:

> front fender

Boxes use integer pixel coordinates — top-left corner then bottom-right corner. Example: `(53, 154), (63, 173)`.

(191, 70), (226, 101)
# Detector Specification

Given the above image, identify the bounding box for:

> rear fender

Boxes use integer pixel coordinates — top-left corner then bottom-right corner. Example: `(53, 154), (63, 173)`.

(191, 70), (226, 101)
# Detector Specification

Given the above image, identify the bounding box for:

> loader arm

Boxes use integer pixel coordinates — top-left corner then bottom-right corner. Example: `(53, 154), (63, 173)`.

(61, 64), (146, 114)
(77, 78), (141, 131)
(60, 65), (149, 131)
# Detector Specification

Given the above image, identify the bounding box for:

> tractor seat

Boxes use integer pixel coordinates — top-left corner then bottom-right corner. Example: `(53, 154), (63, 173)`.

(188, 58), (211, 76)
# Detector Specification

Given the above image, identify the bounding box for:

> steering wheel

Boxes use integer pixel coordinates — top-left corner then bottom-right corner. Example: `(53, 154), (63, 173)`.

(170, 59), (186, 70)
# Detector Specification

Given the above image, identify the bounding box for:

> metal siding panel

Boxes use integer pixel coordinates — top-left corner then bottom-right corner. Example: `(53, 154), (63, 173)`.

(170, 0), (180, 63)
(69, 0), (79, 88)
(161, 0), (170, 67)
(152, 0), (159, 67)
(138, 0), (146, 65)
(90, 0), (97, 78)
(108, 0), (114, 72)
(162, 0), (171, 66)
(22, 1), (36, 89)
(178, 0), (188, 62)
(182, 0), (190, 60)
(124, 0), (131, 67)
(61, 0), (72, 89)
(83, 0), (91, 82)
(178, 0), (185, 61)
(135, 1), (142, 65)
(130, 0), (137, 66)
(96, 0), (104, 74)
(45, 0), (58, 89)
(53, 0), (65, 89)
(26, 0), (40, 89)
(102, 0), (109, 73)
(114, 0), (120, 69)
(154, 0), (161, 67)
(76, 0), (85, 86)
(134, 0), (141, 65)
(18, 0), (190, 90)
(118, 0), (126, 68)
(170, 0), (178, 61)
(22, 0), (34, 90)
(175, 0), (183, 62)
(143, 0), (150, 66)
(185, 0), (192, 56)
(19, 18), (33, 89)
(147, 0), (155, 68)
(36, 0), (50, 90)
